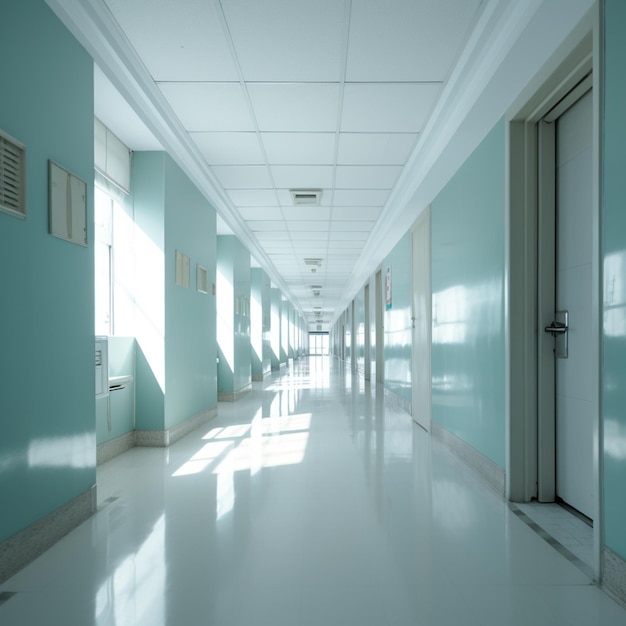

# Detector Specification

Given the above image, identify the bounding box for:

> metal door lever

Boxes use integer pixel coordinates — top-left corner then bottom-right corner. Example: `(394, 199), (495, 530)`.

(545, 310), (569, 358)
(544, 322), (567, 336)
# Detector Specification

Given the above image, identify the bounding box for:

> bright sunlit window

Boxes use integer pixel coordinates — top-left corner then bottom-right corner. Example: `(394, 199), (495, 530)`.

(308, 332), (328, 355)
(94, 185), (114, 335)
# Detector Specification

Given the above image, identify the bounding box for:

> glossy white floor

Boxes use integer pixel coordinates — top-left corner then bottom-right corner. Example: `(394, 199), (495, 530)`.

(1, 357), (625, 625)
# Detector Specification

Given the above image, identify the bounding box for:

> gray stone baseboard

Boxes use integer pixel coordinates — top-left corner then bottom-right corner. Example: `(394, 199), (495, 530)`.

(135, 405), (218, 447)
(603, 546), (626, 608)
(431, 421), (506, 497)
(0, 485), (96, 584)
(218, 384), (252, 402)
(383, 386), (412, 415)
(252, 369), (271, 382)
(97, 431), (136, 465)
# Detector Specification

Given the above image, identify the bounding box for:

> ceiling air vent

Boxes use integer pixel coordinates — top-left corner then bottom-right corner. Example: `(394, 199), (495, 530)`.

(0, 130), (26, 218)
(290, 189), (322, 206)
(304, 258), (322, 274)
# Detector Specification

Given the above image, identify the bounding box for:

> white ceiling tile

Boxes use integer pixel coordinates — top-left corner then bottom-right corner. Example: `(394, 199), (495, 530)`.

(329, 231), (369, 241)
(341, 83), (442, 133)
(262, 133), (336, 164)
(326, 240), (364, 249)
(337, 133), (417, 165)
(333, 190), (390, 206)
(212, 165), (273, 189)
(192, 132), (264, 165)
(332, 206), (382, 221)
(221, 0), (347, 81)
(261, 241), (294, 249)
(281, 207), (331, 221)
(238, 206), (284, 220)
(346, 0), (481, 82)
(293, 250), (328, 258)
(287, 221), (330, 233)
(254, 231), (291, 240)
(227, 190), (277, 206)
(331, 221), (374, 232)
(289, 232), (329, 241)
(271, 165), (334, 189)
(335, 165), (402, 189)
(249, 84), (340, 132)
(104, 0), (239, 81)
(247, 220), (287, 231)
(158, 83), (254, 131)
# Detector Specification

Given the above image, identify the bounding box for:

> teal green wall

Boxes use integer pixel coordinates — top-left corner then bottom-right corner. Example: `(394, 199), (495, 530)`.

(602, 0), (626, 561)
(130, 152), (217, 430)
(164, 156), (217, 428)
(383, 233), (412, 403)
(131, 153), (166, 430)
(431, 119), (505, 468)
(271, 288), (282, 369)
(0, 0), (95, 543)
(280, 298), (289, 364)
(251, 268), (271, 378)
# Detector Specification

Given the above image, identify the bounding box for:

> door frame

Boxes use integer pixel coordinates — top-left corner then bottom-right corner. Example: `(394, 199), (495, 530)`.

(411, 207), (432, 432)
(506, 19), (601, 578)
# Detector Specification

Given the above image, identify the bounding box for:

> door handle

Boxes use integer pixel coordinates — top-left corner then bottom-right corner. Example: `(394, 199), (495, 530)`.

(544, 322), (567, 336)
(544, 310), (569, 358)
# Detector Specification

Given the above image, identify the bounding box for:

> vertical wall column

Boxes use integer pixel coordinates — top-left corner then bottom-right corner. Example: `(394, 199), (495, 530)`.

(280, 297), (289, 365)
(270, 287), (282, 370)
(217, 236), (251, 400)
(132, 152), (218, 440)
(251, 268), (271, 380)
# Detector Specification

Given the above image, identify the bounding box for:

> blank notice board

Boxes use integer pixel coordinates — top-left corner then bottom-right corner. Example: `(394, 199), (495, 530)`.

(48, 160), (87, 246)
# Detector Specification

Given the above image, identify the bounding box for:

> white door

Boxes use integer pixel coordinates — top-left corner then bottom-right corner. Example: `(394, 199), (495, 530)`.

(411, 208), (432, 432)
(554, 89), (594, 519)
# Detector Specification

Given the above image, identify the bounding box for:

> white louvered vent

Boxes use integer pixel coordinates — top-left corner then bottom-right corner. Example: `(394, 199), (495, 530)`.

(290, 189), (322, 206)
(0, 130), (26, 218)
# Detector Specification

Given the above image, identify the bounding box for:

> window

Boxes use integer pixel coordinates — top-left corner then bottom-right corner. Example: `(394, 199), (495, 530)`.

(308, 332), (329, 355)
(94, 186), (113, 335)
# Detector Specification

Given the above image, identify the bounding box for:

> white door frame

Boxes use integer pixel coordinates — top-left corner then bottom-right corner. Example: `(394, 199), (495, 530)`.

(506, 20), (601, 579)
(411, 207), (432, 432)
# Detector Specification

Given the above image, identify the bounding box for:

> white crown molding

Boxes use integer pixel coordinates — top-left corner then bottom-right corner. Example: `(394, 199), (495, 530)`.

(45, 0), (305, 318)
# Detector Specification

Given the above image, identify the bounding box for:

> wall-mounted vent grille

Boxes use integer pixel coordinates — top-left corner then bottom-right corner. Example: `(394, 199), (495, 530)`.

(290, 189), (322, 206)
(0, 131), (26, 218)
